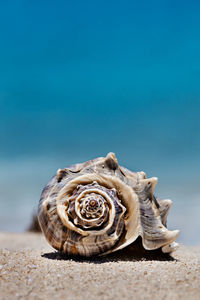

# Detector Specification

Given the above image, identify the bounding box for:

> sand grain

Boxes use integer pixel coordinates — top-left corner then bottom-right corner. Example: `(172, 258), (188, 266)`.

(0, 233), (199, 300)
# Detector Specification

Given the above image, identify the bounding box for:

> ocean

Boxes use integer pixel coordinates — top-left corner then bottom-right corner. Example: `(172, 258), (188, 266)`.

(0, 0), (200, 244)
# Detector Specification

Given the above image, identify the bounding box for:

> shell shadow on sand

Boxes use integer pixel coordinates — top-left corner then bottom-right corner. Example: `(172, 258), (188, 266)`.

(41, 238), (176, 263)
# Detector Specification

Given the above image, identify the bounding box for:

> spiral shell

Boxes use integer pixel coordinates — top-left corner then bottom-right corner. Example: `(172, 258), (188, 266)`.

(38, 153), (180, 257)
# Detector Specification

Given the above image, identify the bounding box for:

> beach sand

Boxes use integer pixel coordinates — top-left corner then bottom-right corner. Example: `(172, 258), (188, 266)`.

(0, 233), (199, 300)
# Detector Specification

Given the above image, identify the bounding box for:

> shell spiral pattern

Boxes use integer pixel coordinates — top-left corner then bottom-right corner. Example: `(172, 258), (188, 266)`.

(38, 153), (180, 257)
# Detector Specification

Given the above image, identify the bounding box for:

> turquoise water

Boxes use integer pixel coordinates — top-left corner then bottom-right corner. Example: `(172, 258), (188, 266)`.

(0, 1), (200, 244)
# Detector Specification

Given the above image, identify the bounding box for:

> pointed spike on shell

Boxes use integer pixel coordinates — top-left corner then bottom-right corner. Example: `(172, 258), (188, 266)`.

(160, 199), (172, 208)
(106, 152), (118, 161)
(159, 199), (172, 225)
(57, 166), (80, 182)
(164, 229), (180, 244)
(138, 171), (146, 179)
(105, 152), (119, 170)
(142, 229), (180, 251)
(56, 168), (68, 182)
(162, 242), (179, 253)
(148, 176), (158, 188)
(140, 177), (158, 196)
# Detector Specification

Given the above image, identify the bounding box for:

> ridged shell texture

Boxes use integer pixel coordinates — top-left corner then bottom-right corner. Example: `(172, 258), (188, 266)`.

(38, 153), (179, 257)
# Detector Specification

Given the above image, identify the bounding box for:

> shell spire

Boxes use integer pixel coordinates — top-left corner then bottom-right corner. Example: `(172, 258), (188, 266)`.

(38, 153), (179, 257)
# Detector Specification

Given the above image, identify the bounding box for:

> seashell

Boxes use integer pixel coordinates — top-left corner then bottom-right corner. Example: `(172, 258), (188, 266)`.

(38, 152), (180, 257)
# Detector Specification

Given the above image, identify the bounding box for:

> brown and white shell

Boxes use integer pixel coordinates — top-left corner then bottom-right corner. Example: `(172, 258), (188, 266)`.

(38, 153), (180, 257)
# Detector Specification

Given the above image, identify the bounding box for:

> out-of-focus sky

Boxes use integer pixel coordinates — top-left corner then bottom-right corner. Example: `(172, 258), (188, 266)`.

(0, 0), (200, 243)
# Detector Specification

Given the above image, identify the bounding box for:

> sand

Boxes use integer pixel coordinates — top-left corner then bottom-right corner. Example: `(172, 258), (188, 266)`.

(0, 233), (199, 300)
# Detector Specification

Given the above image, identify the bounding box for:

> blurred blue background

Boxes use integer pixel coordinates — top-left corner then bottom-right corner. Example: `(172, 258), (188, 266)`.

(0, 0), (200, 244)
